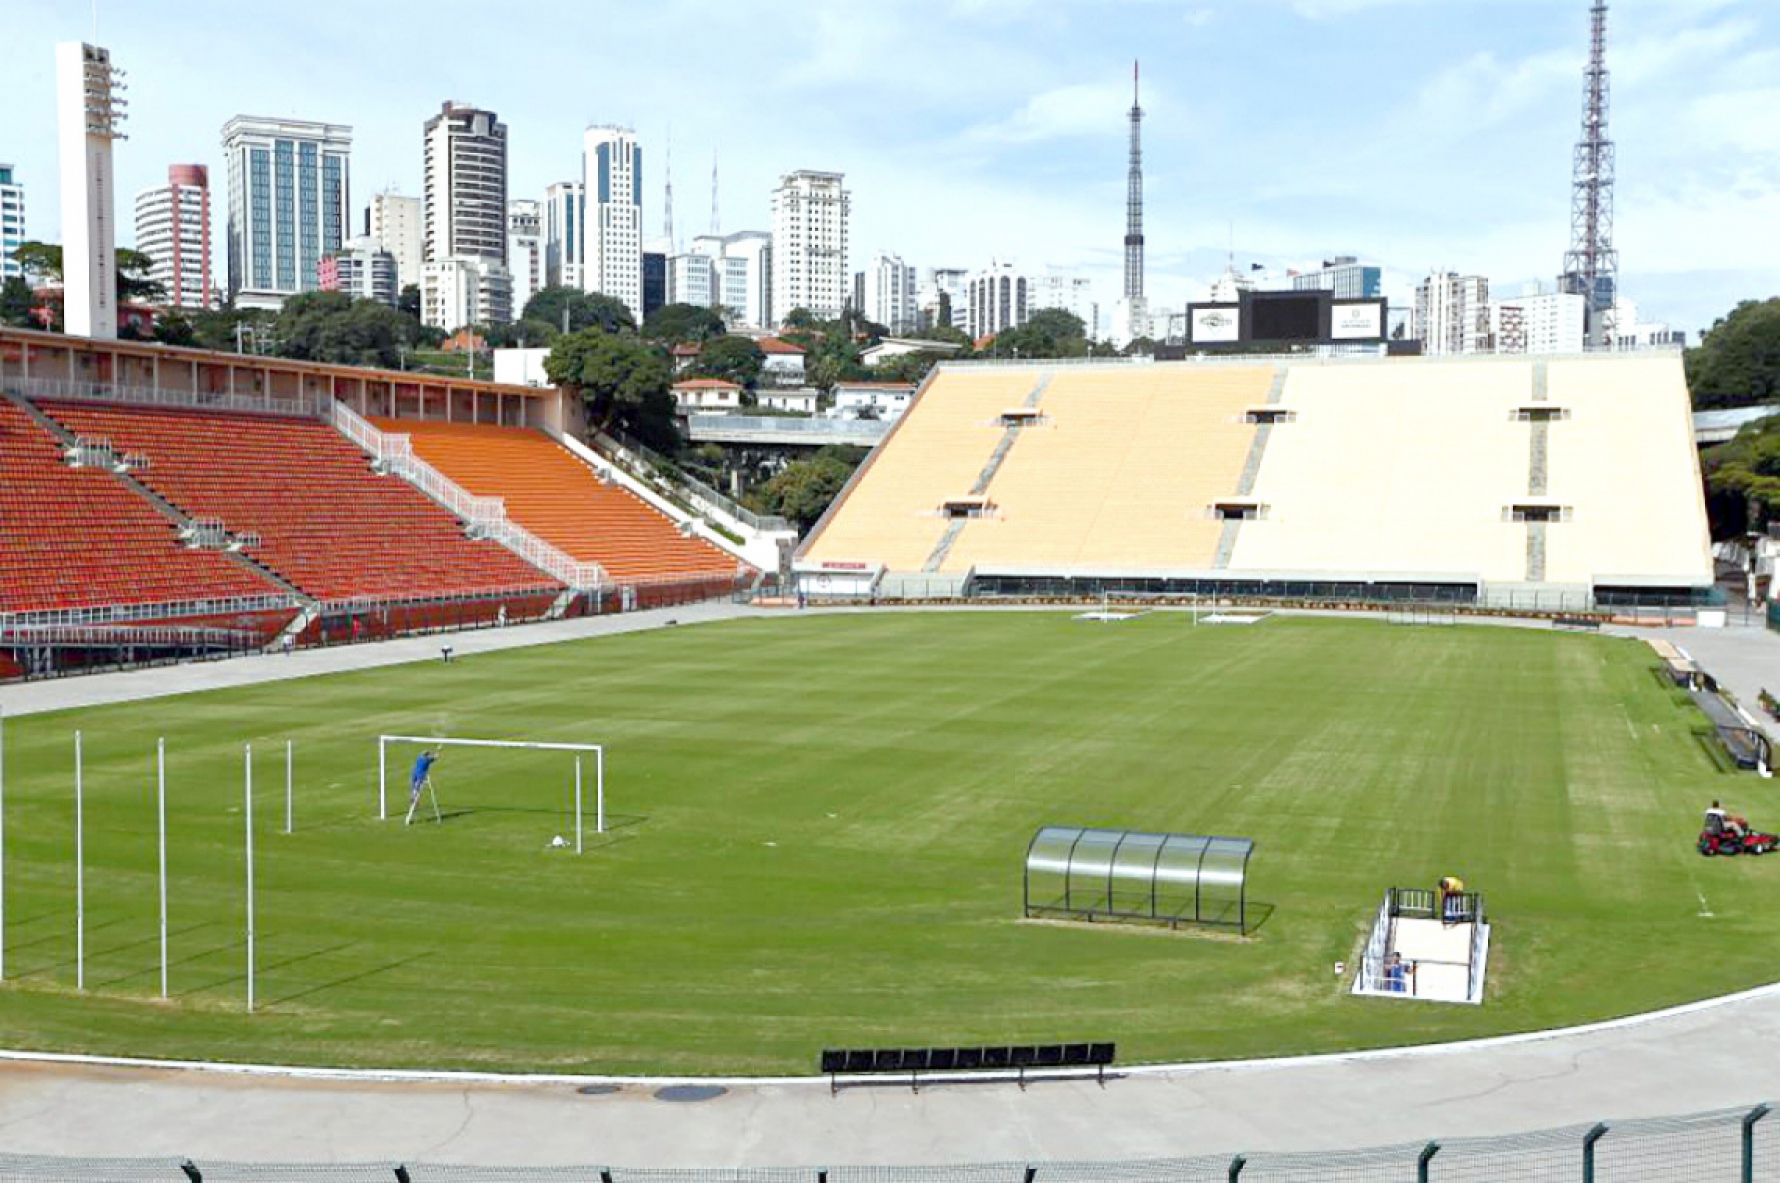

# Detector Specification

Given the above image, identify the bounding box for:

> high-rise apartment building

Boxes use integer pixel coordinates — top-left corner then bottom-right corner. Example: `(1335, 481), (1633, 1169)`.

(1290, 255), (1382, 300)
(319, 235), (398, 306)
(367, 190), (422, 291)
(718, 231), (772, 329)
(0, 165), (25, 282)
(583, 126), (643, 321)
(507, 199), (542, 314)
(134, 165), (213, 309)
(917, 267), (967, 333)
(771, 170), (849, 323)
(423, 102), (508, 266)
(421, 256), (511, 330)
(543, 181), (583, 290)
(1491, 291), (1586, 355)
(222, 115), (352, 310)
(58, 42), (127, 337)
(966, 260), (1029, 341)
(1413, 272), (1491, 356)
(1030, 269), (1098, 338)
(862, 252), (916, 335)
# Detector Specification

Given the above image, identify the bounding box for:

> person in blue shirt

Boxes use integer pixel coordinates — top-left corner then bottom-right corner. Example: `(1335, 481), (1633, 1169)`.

(409, 750), (438, 812)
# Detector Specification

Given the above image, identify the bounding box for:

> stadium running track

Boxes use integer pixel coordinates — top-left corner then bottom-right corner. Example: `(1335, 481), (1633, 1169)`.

(1, 602), (1777, 1167)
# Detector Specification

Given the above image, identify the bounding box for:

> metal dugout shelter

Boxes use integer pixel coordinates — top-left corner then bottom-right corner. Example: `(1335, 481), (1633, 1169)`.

(1024, 826), (1254, 933)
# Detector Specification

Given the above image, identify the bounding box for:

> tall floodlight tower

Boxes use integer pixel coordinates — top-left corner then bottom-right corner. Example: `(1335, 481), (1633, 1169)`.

(1124, 61), (1145, 310)
(1560, 0), (1618, 348)
(56, 42), (127, 339)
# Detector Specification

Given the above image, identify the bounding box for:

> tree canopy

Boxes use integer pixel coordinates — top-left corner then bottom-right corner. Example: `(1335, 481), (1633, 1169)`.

(747, 445), (866, 532)
(0, 276), (34, 327)
(642, 303), (726, 345)
(1703, 415), (1780, 534)
(988, 308), (1105, 360)
(544, 328), (679, 450)
(272, 291), (424, 368)
(1686, 299), (1780, 410)
(522, 286), (636, 337)
(9, 241), (165, 304)
(687, 336), (765, 389)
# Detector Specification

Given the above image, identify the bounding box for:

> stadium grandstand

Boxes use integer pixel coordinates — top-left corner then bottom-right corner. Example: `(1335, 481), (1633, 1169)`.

(0, 326), (766, 679)
(797, 352), (1713, 608)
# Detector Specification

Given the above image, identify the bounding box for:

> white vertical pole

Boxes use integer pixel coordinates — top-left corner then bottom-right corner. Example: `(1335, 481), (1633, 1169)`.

(574, 757), (583, 855)
(378, 737), (387, 821)
(0, 705), (6, 982)
(157, 738), (167, 1000)
(285, 740), (293, 835)
(596, 747), (606, 835)
(245, 744), (254, 1014)
(75, 730), (84, 992)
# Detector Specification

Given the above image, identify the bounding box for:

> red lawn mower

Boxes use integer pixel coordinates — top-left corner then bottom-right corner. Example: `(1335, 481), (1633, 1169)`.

(1699, 817), (1780, 857)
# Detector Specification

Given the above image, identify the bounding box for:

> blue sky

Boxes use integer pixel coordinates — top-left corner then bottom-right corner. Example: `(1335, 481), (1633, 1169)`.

(6, 0), (1777, 336)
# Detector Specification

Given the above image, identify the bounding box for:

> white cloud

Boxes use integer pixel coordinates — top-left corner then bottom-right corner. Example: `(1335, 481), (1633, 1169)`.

(965, 80), (1151, 145)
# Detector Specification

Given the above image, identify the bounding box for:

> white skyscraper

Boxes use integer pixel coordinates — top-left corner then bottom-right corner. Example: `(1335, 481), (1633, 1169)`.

(863, 252), (916, 335)
(718, 230), (772, 329)
(917, 267), (967, 333)
(222, 115), (352, 309)
(1030, 269), (1099, 339)
(508, 199), (543, 314)
(134, 165), (214, 309)
(321, 235), (398, 306)
(771, 170), (850, 323)
(1414, 272), (1491, 355)
(583, 126), (643, 321)
(1491, 291), (1586, 355)
(421, 257), (512, 330)
(422, 102), (510, 329)
(368, 190), (422, 291)
(966, 259), (1029, 341)
(0, 165), (24, 282)
(543, 181), (583, 290)
(57, 41), (126, 338)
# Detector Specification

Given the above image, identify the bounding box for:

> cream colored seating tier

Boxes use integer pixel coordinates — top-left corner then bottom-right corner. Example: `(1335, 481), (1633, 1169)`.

(942, 367), (1273, 573)
(803, 370), (1044, 570)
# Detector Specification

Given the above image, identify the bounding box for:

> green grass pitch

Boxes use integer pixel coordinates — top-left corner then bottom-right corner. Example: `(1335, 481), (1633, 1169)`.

(0, 612), (1762, 1074)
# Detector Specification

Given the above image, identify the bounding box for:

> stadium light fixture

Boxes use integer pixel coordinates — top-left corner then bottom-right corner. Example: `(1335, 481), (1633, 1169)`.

(394, 1167), (411, 1183)
(180, 1161), (202, 1183)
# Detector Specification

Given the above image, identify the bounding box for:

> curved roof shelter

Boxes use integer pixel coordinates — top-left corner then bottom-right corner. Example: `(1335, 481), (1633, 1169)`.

(1024, 826), (1254, 934)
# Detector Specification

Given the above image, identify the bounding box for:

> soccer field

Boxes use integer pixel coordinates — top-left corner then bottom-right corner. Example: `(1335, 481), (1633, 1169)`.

(0, 612), (1763, 1075)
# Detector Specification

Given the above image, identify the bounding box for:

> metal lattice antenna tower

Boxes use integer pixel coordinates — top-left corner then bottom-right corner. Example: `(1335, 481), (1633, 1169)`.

(1124, 61), (1144, 302)
(711, 151), (720, 237)
(664, 131), (676, 254)
(1561, 0), (1618, 346)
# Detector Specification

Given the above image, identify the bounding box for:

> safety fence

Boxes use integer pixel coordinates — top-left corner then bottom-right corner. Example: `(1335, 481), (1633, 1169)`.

(0, 1101), (1774, 1181)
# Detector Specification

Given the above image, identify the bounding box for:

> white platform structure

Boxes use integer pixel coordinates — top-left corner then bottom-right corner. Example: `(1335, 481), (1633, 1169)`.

(1353, 887), (1491, 1005)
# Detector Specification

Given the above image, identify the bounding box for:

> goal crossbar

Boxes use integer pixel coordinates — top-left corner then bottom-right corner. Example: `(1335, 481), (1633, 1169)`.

(376, 734), (605, 851)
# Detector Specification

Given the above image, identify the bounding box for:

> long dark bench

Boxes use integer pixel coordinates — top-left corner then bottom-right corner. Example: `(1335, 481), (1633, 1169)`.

(821, 1042), (1115, 1092)
(1552, 615), (1604, 631)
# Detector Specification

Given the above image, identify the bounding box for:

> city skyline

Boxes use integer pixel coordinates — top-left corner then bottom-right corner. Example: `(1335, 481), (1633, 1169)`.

(2, 0), (1777, 336)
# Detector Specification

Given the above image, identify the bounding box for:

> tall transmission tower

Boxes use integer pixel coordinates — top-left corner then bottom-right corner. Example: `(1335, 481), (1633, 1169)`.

(1560, 0), (1618, 347)
(664, 132), (676, 255)
(711, 151), (720, 237)
(1124, 60), (1145, 304)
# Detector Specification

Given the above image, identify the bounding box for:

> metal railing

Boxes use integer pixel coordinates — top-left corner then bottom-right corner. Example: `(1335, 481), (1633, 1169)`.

(686, 413), (890, 444)
(0, 1100), (1772, 1181)
(330, 402), (608, 591)
(1355, 891), (1394, 994)
(0, 594), (301, 632)
(11, 375), (327, 417)
(594, 427), (793, 533)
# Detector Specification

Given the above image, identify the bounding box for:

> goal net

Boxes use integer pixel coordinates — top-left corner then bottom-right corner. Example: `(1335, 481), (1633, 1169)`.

(376, 735), (604, 853)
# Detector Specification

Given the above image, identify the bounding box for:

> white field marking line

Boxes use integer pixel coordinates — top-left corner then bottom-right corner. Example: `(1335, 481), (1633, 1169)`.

(5, 979), (1780, 1089)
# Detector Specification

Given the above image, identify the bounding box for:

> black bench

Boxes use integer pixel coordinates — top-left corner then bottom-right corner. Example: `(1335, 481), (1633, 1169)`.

(1552, 616), (1603, 631)
(820, 1042), (1114, 1093)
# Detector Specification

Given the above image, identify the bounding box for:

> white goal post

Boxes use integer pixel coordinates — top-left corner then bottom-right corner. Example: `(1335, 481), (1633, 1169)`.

(376, 735), (605, 852)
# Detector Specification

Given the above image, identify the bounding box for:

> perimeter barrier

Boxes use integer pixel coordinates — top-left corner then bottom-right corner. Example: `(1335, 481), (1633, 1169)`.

(0, 1100), (1773, 1181)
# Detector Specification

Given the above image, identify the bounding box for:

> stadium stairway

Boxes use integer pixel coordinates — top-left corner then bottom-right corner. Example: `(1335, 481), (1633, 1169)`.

(0, 394), (293, 620)
(369, 419), (749, 591)
(35, 401), (562, 605)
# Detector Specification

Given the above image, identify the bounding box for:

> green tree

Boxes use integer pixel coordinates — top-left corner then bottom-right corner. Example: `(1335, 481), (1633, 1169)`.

(522, 286), (636, 336)
(748, 445), (865, 531)
(1703, 415), (1780, 533)
(0, 276), (35, 327)
(869, 349), (948, 384)
(274, 291), (415, 368)
(8, 242), (164, 303)
(993, 308), (1092, 359)
(152, 308), (197, 347)
(544, 328), (679, 449)
(397, 284), (422, 322)
(913, 323), (971, 349)
(183, 305), (279, 352)
(642, 303), (726, 344)
(1686, 299), (1780, 410)
(688, 335), (765, 389)
(10, 241), (62, 284)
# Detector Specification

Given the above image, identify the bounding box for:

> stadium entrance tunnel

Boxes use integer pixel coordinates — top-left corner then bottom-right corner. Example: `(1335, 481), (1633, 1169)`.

(1024, 826), (1255, 934)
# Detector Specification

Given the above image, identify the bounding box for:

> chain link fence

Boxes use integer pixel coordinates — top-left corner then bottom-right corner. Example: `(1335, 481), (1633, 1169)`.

(1, 1102), (1774, 1183)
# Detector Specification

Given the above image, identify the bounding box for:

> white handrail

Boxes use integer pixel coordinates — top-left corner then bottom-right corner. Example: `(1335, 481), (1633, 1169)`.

(330, 402), (608, 591)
